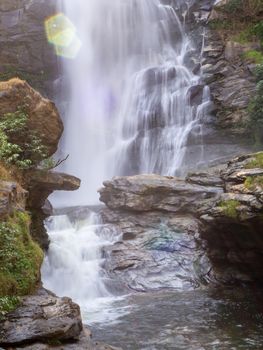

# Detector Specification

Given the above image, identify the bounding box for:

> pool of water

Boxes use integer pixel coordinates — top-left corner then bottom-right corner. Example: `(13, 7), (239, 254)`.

(89, 288), (263, 350)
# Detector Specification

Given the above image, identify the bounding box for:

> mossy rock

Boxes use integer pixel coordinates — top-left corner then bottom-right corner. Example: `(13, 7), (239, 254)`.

(244, 175), (263, 189)
(218, 199), (240, 219)
(0, 211), (43, 298)
(245, 152), (263, 169)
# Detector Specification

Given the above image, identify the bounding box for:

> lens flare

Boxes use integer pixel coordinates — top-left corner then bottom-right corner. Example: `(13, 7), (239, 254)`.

(45, 13), (82, 59)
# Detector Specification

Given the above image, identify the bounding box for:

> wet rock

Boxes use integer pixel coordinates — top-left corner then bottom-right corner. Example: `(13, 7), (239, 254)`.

(99, 174), (221, 214)
(0, 78), (63, 157)
(100, 207), (209, 291)
(187, 84), (204, 106)
(26, 170), (81, 209)
(0, 289), (83, 347)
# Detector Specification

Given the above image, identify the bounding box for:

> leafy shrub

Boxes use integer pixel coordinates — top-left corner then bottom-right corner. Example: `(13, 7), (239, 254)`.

(252, 21), (263, 43)
(0, 108), (49, 169)
(254, 64), (263, 81)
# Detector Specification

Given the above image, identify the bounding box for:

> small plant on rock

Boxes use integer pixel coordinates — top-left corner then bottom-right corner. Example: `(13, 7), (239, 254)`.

(0, 108), (49, 169)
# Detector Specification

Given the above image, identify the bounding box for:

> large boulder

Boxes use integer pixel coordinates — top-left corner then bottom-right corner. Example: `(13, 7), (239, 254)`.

(0, 78), (63, 157)
(0, 289), (83, 347)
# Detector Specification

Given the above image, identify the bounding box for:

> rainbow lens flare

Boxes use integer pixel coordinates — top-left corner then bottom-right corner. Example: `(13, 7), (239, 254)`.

(45, 13), (82, 59)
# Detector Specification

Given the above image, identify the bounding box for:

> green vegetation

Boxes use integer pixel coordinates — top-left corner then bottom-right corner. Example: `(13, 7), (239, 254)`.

(219, 0), (262, 19)
(0, 211), (43, 298)
(218, 199), (240, 219)
(244, 175), (263, 189)
(0, 296), (20, 320)
(244, 152), (263, 168)
(243, 50), (263, 64)
(0, 108), (49, 169)
(210, 0), (263, 45)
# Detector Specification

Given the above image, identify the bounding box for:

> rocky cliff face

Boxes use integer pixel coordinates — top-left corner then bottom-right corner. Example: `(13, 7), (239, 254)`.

(186, 1), (258, 137)
(0, 0), (59, 97)
(200, 1), (258, 135)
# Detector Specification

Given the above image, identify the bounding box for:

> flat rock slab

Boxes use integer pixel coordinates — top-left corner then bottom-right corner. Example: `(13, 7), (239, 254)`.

(0, 289), (82, 347)
(99, 174), (221, 213)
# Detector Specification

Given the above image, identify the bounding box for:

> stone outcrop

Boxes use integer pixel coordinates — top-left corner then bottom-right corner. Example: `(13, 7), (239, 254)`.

(0, 288), (121, 349)
(198, 153), (263, 284)
(0, 0), (59, 97)
(0, 288), (82, 346)
(201, 2), (257, 134)
(99, 174), (222, 213)
(99, 152), (263, 286)
(0, 78), (63, 157)
(26, 170), (80, 209)
(25, 170), (80, 249)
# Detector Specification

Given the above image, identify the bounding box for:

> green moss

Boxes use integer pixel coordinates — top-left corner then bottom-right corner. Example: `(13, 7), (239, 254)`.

(218, 200), (240, 219)
(244, 175), (263, 189)
(243, 50), (263, 64)
(245, 152), (263, 169)
(0, 211), (44, 297)
(0, 296), (20, 320)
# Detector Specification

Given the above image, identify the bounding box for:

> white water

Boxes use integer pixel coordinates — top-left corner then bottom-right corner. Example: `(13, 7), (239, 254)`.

(54, 0), (210, 206)
(42, 211), (128, 323)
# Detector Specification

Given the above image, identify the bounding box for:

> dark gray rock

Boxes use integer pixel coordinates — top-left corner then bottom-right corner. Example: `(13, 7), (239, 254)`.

(0, 289), (83, 347)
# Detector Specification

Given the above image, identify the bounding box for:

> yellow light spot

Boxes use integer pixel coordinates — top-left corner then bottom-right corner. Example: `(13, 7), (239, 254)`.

(55, 36), (82, 59)
(45, 13), (82, 59)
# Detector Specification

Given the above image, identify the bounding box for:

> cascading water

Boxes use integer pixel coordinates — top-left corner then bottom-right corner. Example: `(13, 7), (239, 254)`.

(42, 210), (125, 323)
(44, 0), (212, 325)
(54, 0), (210, 205)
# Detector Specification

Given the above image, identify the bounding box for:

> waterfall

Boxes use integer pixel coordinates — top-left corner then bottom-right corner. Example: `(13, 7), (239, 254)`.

(43, 0), (211, 321)
(42, 210), (123, 323)
(54, 0), (210, 206)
